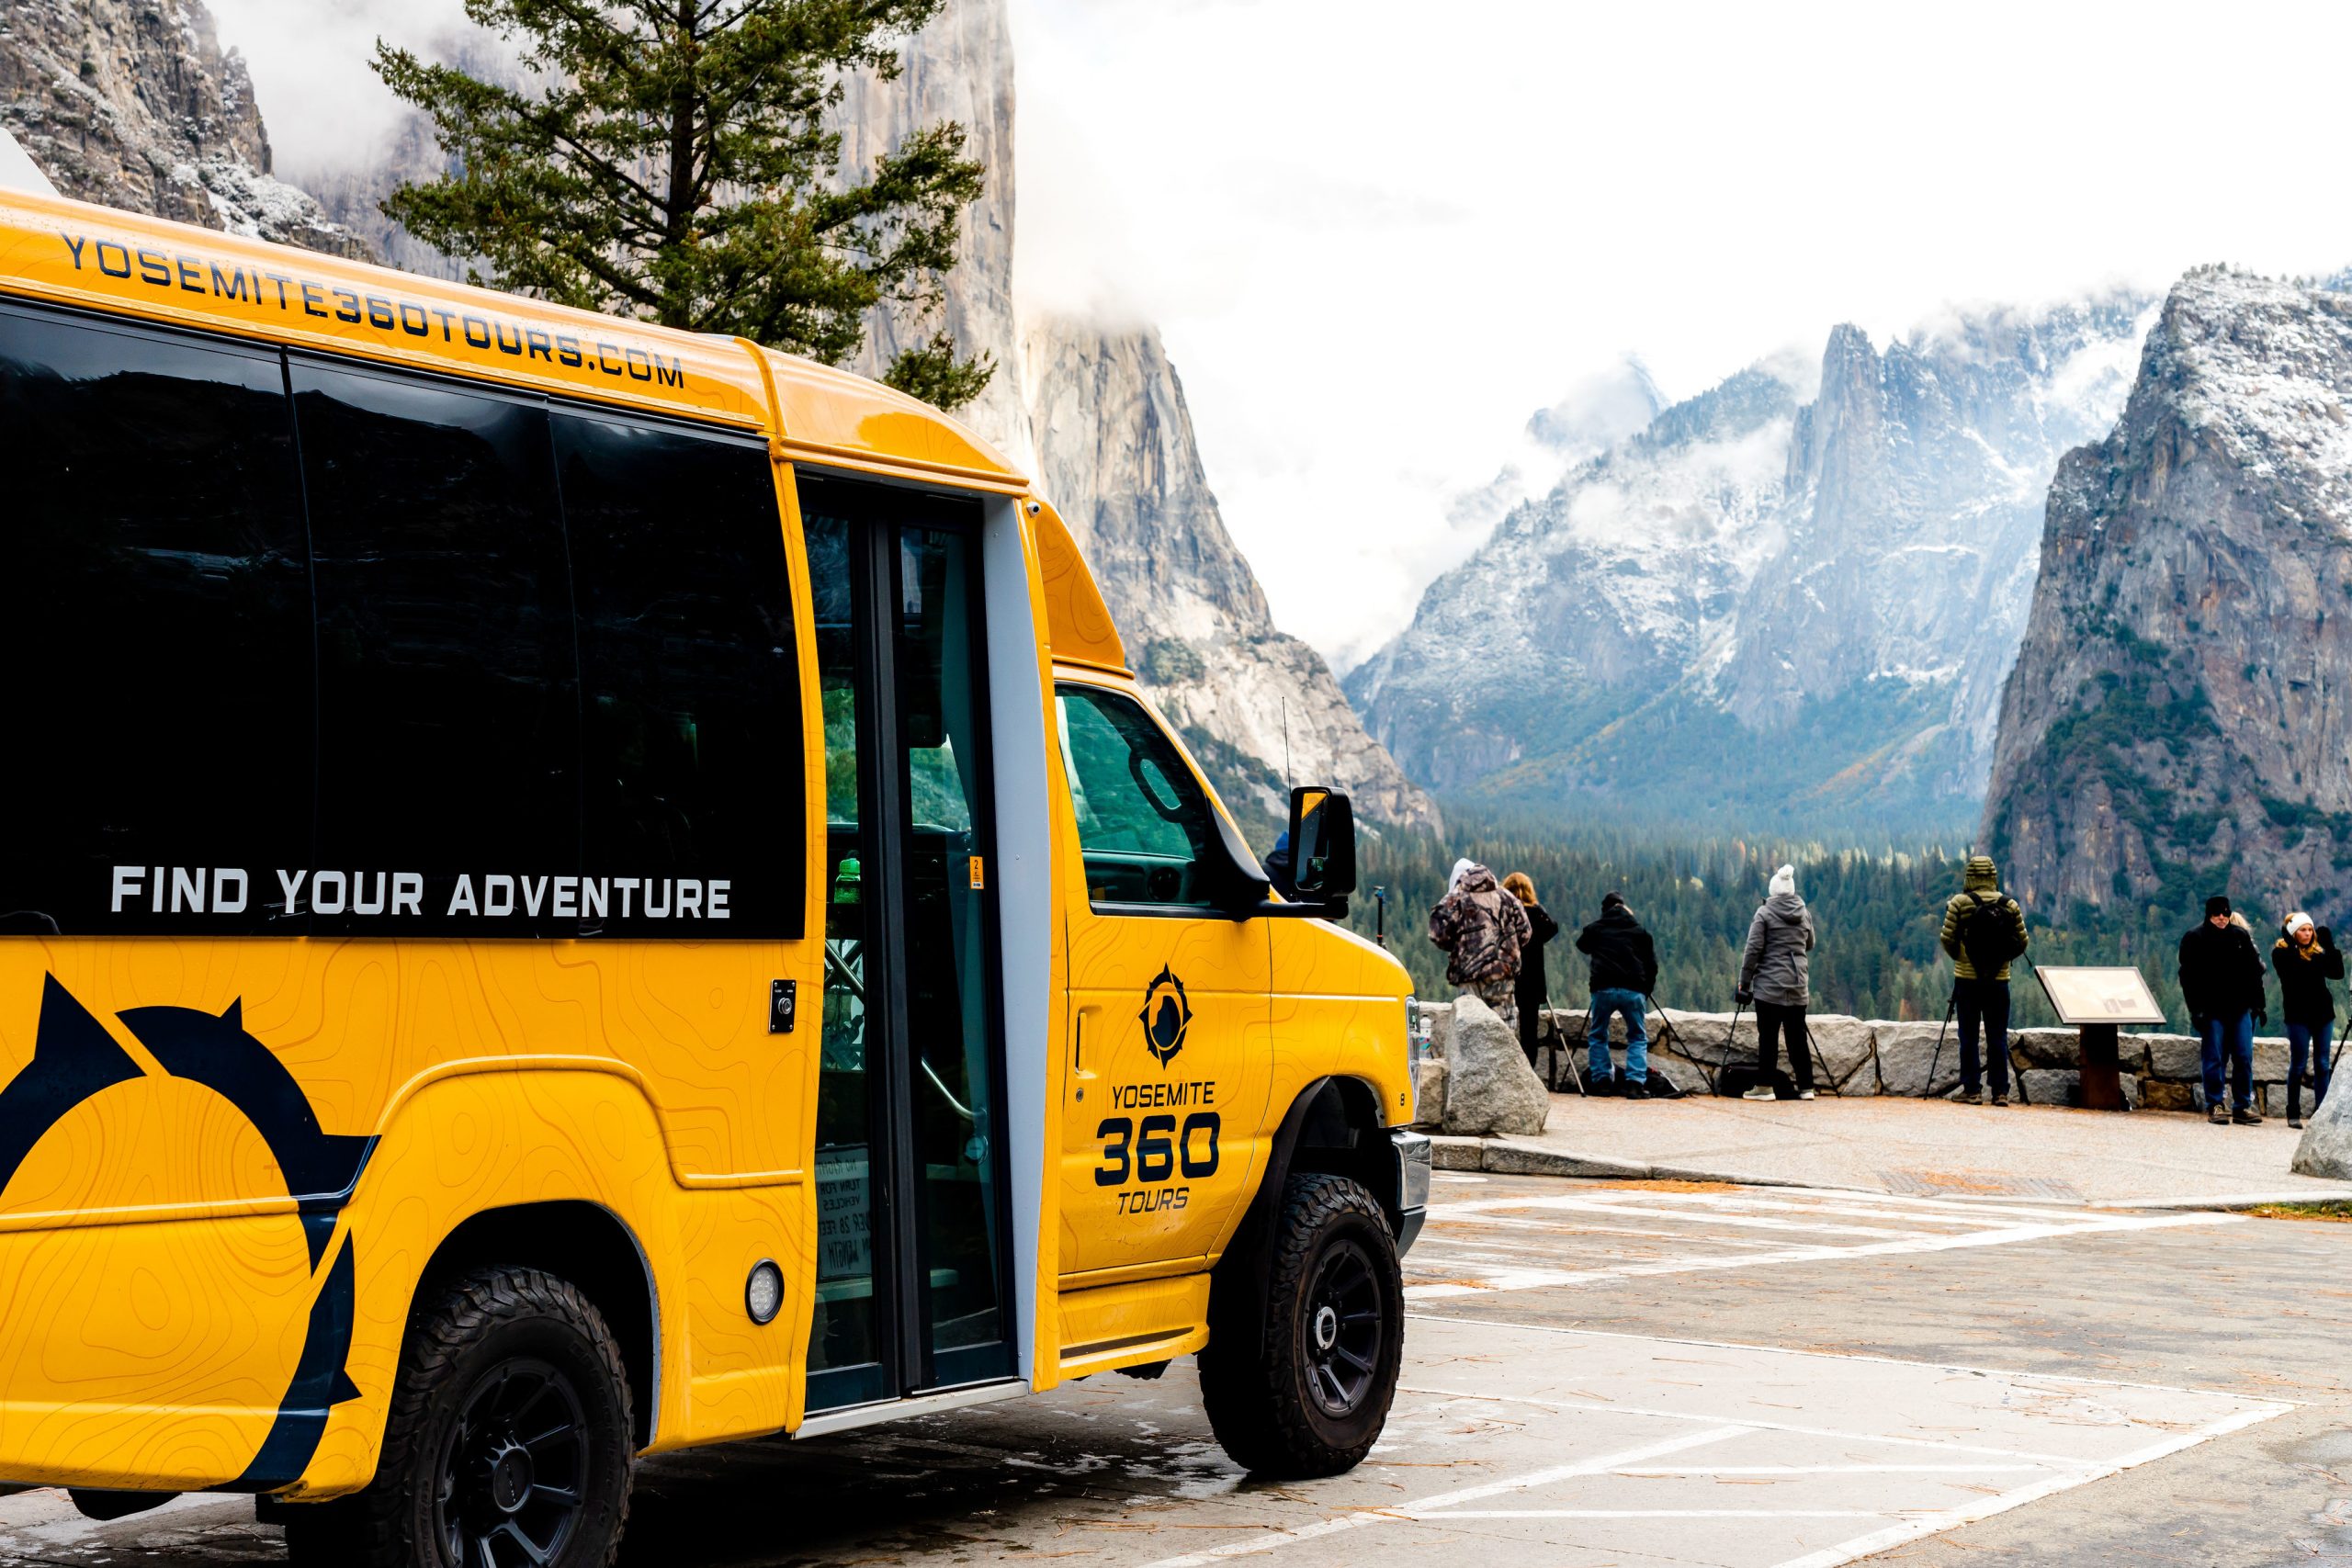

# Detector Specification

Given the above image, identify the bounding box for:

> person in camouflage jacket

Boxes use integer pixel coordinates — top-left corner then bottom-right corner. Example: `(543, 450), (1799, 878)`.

(1430, 861), (1533, 1032)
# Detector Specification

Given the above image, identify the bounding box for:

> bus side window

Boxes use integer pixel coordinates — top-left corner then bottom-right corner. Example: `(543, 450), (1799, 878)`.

(0, 304), (311, 935)
(1054, 685), (1219, 911)
(557, 412), (806, 940)
(293, 364), (578, 936)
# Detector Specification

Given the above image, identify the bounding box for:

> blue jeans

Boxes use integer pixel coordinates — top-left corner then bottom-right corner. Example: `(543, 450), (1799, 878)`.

(2288, 1021), (2335, 1115)
(1588, 987), (1649, 1084)
(2200, 1010), (2254, 1112)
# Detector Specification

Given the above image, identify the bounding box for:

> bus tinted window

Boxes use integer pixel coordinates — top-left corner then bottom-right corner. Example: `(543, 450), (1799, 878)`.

(295, 363), (579, 936)
(1055, 684), (1223, 909)
(558, 412), (805, 939)
(0, 306), (310, 936)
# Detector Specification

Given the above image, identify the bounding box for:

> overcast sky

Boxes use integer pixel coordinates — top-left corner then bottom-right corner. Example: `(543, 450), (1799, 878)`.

(211, 0), (2352, 671)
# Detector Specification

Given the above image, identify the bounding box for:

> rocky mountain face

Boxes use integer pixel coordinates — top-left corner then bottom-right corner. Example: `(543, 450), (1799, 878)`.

(1023, 315), (1438, 829)
(1984, 270), (2352, 912)
(838, 0), (1434, 829)
(0, 0), (360, 254)
(1350, 294), (2154, 829)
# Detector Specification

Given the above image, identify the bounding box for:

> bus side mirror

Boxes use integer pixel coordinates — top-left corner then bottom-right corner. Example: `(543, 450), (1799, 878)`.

(1288, 786), (1357, 906)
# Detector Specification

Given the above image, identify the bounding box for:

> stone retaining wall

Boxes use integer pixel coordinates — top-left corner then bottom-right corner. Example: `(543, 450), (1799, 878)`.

(1409, 999), (2316, 1125)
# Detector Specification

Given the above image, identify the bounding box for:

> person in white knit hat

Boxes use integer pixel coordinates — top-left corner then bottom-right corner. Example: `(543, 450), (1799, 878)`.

(2271, 911), (2342, 1129)
(1737, 864), (1816, 1100)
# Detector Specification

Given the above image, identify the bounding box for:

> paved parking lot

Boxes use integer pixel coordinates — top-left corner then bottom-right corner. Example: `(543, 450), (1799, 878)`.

(1405, 1176), (2236, 1299)
(1, 1175), (2341, 1566)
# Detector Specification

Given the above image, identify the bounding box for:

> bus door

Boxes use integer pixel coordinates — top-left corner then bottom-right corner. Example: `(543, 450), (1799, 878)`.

(797, 473), (1019, 1412)
(1052, 684), (1272, 1279)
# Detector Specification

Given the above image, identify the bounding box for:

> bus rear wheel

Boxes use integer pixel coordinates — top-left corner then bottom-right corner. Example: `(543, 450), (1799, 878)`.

(1200, 1172), (1403, 1479)
(284, 1266), (633, 1568)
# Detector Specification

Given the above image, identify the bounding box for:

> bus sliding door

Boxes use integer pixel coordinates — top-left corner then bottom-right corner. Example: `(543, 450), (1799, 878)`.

(798, 472), (1018, 1411)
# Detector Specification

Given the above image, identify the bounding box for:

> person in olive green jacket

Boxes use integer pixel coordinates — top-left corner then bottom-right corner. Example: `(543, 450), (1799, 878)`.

(1939, 855), (2030, 1105)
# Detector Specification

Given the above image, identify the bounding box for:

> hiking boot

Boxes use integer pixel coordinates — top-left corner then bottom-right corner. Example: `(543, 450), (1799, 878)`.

(1795, 1089), (1816, 1101)
(1623, 1079), (1648, 1101)
(2233, 1107), (2263, 1126)
(2290, 1112), (2304, 1130)
(1953, 1089), (1983, 1105)
(1741, 1086), (1775, 1101)
(2209, 1105), (2230, 1125)
(1992, 1094), (2009, 1107)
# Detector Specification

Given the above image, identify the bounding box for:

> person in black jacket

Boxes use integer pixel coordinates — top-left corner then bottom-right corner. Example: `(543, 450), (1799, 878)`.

(2178, 896), (2268, 1125)
(1576, 891), (1659, 1099)
(1503, 873), (1560, 1070)
(2272, 911), (2343, 1129)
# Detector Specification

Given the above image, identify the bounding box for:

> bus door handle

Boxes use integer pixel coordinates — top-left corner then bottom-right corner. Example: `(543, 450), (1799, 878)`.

(1072, 1006), (1100, 1100)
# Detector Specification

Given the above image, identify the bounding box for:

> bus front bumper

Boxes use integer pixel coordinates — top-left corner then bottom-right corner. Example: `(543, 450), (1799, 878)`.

(1390, 1129), (1430, 1256)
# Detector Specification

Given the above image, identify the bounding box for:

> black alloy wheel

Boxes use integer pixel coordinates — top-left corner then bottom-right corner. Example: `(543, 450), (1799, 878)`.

(436, 1359), (590, 1567)
(1198, 1170), (1404, 1479)
(1302, 1238), (1384, 1418)
(280, 1266), (632, 1568)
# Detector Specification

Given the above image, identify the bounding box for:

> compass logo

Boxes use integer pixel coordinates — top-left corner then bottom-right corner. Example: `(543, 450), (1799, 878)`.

(1138, 965), (1193, 1068)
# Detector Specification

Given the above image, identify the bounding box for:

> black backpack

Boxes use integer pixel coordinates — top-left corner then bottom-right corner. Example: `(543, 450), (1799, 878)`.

(1957, 893), (2024, 976)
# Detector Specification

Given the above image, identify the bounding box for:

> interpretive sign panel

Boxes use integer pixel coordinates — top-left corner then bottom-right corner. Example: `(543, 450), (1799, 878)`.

(2035, 966), (2166, 1027)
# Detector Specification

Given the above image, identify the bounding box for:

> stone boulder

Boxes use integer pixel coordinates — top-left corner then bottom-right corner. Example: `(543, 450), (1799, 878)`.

(1441, 994), (1550, 1138)
(1412, 1057), (1447, 1127)
(1804, 1015), (1878, 1091)
(2293, 1081), (2352, 1178)
(1871, 1021), (1962, 1099)
(2253, 1037), (2290, 1082)
(2009, 1028), (2081, 1069)
(2016, 1068), (2141, 1110)
(2141, 1032), (2204, 1080)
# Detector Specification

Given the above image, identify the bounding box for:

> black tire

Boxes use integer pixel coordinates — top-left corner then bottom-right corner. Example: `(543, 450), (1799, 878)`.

(1199, 1172), (1403, 1479)
(283, 1266), (633, 1568)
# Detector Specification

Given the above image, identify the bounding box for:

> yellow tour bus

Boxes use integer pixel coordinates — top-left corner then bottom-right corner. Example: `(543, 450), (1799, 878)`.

(0, 186), (1427, 1563)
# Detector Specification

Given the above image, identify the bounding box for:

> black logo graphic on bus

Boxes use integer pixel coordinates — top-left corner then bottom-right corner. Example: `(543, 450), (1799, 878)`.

(0, 976), (372, 1490)
(1138, 966), (1193, 1068)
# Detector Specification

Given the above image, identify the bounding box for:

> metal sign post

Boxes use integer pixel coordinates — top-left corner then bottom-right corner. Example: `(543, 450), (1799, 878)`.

(2032, 966), (2167, 1112)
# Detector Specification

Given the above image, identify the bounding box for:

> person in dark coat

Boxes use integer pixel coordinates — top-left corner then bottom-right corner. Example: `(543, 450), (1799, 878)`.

(1576, 890), (1658, 1098)
(2178, 896), (2268, 1125)
(1502, 873), (1561, 1071)
(1738, 864), (1816, 1100)
(2272, 911), (2342, 1129)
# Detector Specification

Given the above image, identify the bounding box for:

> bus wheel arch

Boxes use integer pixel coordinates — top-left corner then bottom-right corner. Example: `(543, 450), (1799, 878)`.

(408, 1201), (660, 1451)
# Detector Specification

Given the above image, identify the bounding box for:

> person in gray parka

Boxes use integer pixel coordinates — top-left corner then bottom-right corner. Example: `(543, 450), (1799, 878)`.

(1736, 863), (1817, 1100)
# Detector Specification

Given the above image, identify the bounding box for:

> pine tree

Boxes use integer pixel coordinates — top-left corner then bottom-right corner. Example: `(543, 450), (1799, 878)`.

(374, 0), (995, 410)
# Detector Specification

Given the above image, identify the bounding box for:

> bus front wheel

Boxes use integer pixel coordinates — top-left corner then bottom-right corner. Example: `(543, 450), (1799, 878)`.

(284, 1266), (634, 1568)
(1200, 1172), (1403, 1478)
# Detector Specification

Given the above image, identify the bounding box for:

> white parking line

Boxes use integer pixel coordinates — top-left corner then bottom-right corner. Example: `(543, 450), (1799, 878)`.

(1407, 1186), (2243, 1299)
(1140, 1316), (2291, 1568)
(1769, 1405), (2292, 1568)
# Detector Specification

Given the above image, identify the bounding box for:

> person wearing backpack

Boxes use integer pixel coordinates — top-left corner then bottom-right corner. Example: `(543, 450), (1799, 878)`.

(1736, 864), (1816, 1100)
(2177, 896), (2268, 1125)
(2271, 912), (2342, 1130)
(1938, 854), (2030, 1106)
(1430, 860), (1533, 1032)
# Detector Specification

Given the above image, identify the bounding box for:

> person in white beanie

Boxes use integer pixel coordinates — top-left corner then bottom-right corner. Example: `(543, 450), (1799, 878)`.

(1736, 864), (1816, 1100)
(2272, 911), (2342, 1129)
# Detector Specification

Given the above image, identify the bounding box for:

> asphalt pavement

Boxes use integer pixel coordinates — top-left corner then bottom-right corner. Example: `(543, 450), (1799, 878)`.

(4, 1169), (2345, 1567)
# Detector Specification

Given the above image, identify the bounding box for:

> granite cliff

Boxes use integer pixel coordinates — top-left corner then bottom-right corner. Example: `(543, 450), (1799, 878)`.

(1024, 315), (1437, 828)
(1984, 269), (2352, 911)
(839, 0), (1434, 829)
(0, 0), (359, 254)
